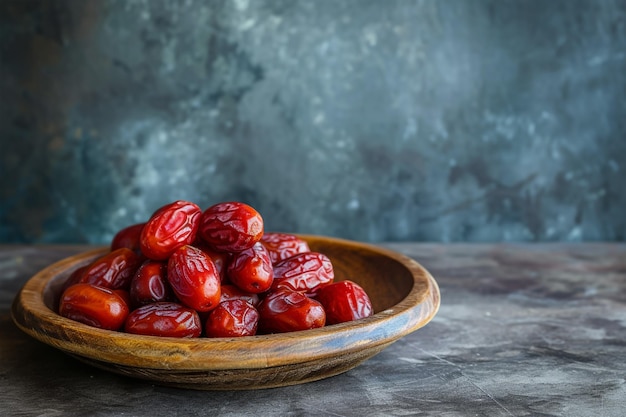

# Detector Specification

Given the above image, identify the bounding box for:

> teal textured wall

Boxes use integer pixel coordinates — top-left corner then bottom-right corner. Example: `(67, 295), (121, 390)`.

(1, 0), (625, 243)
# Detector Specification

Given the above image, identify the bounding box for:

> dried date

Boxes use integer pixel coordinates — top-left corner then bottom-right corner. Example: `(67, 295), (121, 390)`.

(140, 200), (201, 260)
(199, 202), (264, 252)
(124, 302), (202, 337)
(167, 245), (221, 312)
(59, 283), (129, 331)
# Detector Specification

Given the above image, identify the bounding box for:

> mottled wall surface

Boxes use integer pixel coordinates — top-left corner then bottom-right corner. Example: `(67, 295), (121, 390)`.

(1, 0), (625, 244)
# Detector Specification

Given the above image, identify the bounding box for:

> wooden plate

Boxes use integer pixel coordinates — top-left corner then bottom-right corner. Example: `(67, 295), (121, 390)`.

(11, 235), (440, 390)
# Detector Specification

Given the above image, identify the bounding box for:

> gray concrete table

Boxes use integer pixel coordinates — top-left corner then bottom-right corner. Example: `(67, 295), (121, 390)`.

(2, 243), (625, 416)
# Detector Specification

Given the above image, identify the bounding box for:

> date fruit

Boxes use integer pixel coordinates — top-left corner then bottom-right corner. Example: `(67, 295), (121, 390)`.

(257, 289), (326, 334)
(205, 299), (259, 337)
(227, 242), (274, 294)
(124, 302), (202, 337)
(315, 280), (373, 324)
(59, 283), (129, 331)
(272, 252), (334, 296)
(167, 245), (221, 312)
(78, 247), (141, 290)
(129, 260), (172, 308)
(261, 232), (310, 264)
(199, 202), (263, 252)
(140, 200), (202, 260)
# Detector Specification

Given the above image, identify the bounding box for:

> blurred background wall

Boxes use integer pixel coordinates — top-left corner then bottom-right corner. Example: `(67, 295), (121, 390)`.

(1, 0), (625, 244)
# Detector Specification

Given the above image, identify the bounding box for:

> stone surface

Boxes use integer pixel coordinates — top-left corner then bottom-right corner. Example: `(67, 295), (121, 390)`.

(1, 0), (625, 243)
(2, 243), (625, 416)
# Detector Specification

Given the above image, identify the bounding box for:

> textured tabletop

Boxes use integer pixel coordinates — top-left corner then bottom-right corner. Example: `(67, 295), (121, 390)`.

(1, 243), (625, 417)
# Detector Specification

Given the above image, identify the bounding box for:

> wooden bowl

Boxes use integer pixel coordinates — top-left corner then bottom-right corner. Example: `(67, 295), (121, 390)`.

(11, 235), (440, 390)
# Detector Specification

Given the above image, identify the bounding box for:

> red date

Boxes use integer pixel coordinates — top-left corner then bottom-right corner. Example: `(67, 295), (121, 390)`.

(78, 248), (141, 290)
(167, 245), (221, 312)
(260, 232), (310, 264)
(257, 289), (326, 334)
(205, 299), (259, 337)
(124, 302), (201, 337)
(129, 260), (172, 308)
(272, 252), (334, 296)
(59, 283), (129, 330)
(227, 242), (274, 294)
(199, 202), (263, 252)
(140, 200), (202, 260)
(315, 280), (373, 324)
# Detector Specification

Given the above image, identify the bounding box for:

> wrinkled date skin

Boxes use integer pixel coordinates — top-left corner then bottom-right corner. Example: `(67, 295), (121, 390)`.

(315, 280), (373, 325)
(199, 202), (264, 252)
(257, 289), (326, 334)
(129, 260), (172, 308)
(140, 200), (202, 260)
(124, 302), (201, 337)
(79, 248), (141, 290)
(167, 245), (221, 312)
(227, 242), (274, 294)
(111, 222), (146, 253)
(205, 299), (259, 337)
(59, 283), (130, 330)
(260, 232), (310, 264)
(272, 252), (334, 296)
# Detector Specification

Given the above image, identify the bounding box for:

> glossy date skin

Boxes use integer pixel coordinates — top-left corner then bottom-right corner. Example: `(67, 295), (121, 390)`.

(78, 248), (141, 290)
(199, 202), (264, 252)
(59, 283), (130, 331)
(272, 252), (334, 296)
(140, 200), (202, 260)
(129, 260), (172, 308)
(257, 289), (326, 334)
(260, 232), (310, 264)
(315, 280), (373, 324)
(167, 245), (221, 312)
(227, 242), (274, 294)
(204, 299), (259, 337)
(124, 302), (202, 337)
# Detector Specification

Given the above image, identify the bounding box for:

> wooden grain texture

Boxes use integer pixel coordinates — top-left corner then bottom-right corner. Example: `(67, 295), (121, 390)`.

(2, 243), (625, 416)
(10, 236), (440, 390)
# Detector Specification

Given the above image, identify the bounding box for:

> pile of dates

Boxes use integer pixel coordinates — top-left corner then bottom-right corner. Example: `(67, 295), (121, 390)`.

(58, 201), (373, 338)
